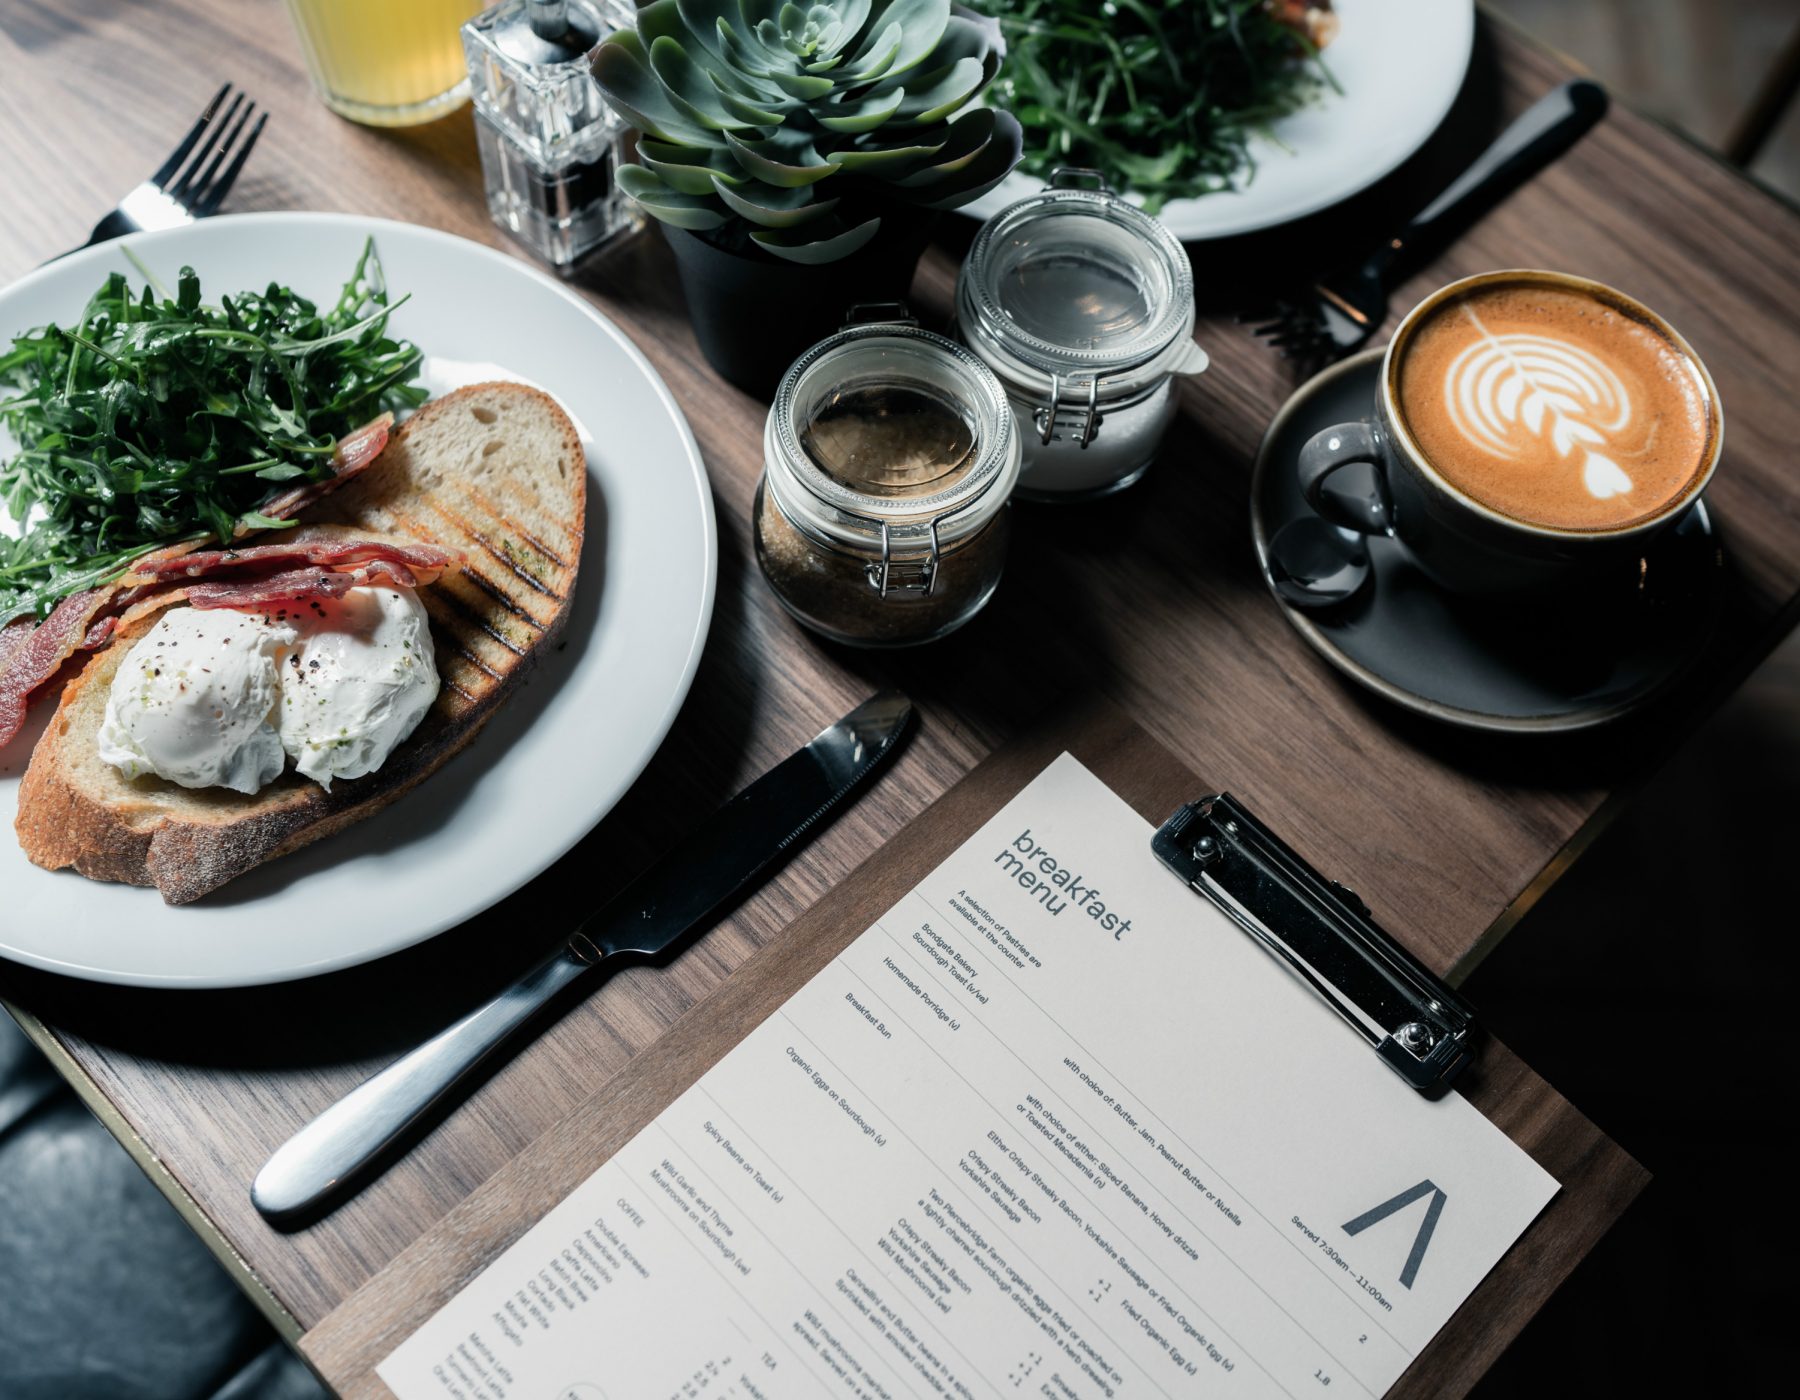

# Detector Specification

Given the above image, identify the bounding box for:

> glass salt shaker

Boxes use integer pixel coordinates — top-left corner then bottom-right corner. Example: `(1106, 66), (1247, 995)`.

(754, 308), (1022, 648)
(462, 0), (643, 270)
(956, 168), (1208, 502)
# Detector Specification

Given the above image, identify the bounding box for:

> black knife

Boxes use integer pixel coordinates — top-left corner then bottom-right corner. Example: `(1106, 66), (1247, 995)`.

(251, 690), (913, 1222)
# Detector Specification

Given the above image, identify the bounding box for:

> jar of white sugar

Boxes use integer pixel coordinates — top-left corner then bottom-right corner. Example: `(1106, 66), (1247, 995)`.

(956, 169), (1208, 502)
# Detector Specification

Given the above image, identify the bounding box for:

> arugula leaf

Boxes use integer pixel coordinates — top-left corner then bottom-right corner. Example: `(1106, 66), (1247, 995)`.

(0, 239), (426, 627)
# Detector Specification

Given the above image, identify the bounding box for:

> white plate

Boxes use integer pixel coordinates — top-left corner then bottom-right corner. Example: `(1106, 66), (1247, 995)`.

(0, 213), (715, 987)
(961, 0), (1475, 240)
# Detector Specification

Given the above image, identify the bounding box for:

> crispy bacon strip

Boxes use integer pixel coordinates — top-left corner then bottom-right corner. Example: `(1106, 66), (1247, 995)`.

(111, 588), (188, 635)
(186, 558), (422, 610)
(351, 559), (421, 590)
(0, 617), (31, 672)
(134, 531), (457, 585)
(186, 568), (354, 610)
(80, 617), (117, 650)
(0, 588), (111, 750)
(256, 413), (393, 522)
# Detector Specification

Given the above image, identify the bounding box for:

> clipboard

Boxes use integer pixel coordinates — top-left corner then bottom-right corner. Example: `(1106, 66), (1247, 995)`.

(301, 701), (1647, 1400)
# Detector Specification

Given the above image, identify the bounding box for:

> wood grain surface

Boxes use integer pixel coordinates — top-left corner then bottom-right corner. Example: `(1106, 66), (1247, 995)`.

(297, 703), (1648, 1400)
(0, 0), (1792, 1375)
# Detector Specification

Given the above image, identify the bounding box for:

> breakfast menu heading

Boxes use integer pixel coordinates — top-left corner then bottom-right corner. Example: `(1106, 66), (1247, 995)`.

(379, 756), (1558, 1399)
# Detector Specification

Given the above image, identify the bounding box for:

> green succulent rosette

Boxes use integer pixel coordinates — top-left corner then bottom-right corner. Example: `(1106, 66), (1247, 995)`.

(594, 0), (1024, 263)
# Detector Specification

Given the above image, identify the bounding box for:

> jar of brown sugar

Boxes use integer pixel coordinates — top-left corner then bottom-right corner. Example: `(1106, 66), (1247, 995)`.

(754, 312), (1022, 647)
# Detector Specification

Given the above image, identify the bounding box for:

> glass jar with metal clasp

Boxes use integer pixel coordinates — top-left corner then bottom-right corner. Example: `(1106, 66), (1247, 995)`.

(753, 306), (1022, 648)
(956, 168), (1209, 502)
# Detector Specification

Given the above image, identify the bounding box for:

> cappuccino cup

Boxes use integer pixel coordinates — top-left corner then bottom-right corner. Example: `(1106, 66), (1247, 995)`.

(1299, 270), (1723, 599)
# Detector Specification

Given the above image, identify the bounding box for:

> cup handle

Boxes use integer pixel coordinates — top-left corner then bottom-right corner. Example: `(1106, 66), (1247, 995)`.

(1298, 422), (1392, 535)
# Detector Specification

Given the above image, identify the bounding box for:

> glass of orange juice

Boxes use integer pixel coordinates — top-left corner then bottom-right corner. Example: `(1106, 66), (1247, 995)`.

(281, 0), (484, 127)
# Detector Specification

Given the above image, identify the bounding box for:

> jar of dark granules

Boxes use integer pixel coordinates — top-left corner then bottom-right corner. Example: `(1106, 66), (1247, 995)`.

(754, 312), (1021, 647)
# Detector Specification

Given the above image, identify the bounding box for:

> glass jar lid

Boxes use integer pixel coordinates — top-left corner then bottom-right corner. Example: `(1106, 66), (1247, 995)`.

(766, 319), (1020, 558)
(959, 169), (1201, 399)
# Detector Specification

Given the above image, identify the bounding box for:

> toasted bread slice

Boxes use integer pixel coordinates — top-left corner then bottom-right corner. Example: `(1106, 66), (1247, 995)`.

(15, 382), (585, 904)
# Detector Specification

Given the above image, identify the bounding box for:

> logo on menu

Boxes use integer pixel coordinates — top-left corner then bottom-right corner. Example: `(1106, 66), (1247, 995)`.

(1342, 1180), (1448, 1290)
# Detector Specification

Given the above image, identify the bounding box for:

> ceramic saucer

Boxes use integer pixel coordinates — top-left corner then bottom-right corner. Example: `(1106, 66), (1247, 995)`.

(1249, 348), (1726, 733)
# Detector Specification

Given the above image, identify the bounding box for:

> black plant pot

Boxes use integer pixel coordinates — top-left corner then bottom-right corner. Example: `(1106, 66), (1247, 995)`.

(661, 213), (938, 398)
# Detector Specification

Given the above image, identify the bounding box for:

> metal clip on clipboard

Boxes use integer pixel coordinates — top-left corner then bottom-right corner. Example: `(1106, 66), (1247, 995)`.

(1152, 794), (1475, 1092)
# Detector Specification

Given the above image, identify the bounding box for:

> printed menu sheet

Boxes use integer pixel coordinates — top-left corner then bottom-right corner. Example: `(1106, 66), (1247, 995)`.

(380, 755), (1558, 1400)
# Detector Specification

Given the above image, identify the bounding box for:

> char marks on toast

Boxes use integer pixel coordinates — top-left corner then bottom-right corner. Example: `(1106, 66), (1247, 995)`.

(315, 381), (583, 721)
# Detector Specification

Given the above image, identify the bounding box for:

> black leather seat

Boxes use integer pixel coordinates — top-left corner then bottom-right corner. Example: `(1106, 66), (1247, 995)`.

(0, 1013), (328, 1400)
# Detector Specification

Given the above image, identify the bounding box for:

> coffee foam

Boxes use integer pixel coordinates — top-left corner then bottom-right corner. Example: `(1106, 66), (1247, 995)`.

(1395, 280), (1714, 531)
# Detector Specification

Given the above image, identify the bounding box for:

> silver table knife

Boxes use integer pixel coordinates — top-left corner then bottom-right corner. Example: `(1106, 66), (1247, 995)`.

(252, 691), (913, 1222)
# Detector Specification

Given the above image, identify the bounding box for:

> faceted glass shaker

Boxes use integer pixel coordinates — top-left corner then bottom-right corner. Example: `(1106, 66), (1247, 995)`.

(957, 169), (1208, 502)
(463, 0), (643, 269)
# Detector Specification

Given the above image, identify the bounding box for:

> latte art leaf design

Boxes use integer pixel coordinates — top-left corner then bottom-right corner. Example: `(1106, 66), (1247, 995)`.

(1444, 308), (1636, 500)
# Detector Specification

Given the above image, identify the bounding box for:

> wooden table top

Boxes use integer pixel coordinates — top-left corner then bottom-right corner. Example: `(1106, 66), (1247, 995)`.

(0, 0), (1794, 1387)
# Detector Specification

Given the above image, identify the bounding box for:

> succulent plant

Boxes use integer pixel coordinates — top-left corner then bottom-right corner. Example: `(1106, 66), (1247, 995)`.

(594, 0), (1023, 263)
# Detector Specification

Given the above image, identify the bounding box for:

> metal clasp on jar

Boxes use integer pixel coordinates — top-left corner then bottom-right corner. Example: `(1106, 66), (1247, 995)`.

(843, 301), (920, 329)
(1035, 372), (1103, 449)
(1047, 166), (1113, 193)
(866, 518), (942, 597)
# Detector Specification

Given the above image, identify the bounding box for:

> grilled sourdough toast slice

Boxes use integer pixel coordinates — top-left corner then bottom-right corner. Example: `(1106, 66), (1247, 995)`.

(15, 382), (585, 904)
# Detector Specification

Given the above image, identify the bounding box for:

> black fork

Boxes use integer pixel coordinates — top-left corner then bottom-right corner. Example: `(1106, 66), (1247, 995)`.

(1247, 81), (1609, 369)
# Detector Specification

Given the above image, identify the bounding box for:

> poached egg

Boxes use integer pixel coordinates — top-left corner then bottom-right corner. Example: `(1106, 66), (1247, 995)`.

(97, 607), (296, 795)
(277, 586), (438, 788)
(97, 587), (439, 794)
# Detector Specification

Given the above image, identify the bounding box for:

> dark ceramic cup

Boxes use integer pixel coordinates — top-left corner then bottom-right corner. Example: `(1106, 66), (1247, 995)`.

(1297, 270), (1723, 600)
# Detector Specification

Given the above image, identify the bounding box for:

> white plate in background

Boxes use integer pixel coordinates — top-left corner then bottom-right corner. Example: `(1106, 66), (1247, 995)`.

(961, 0), (1476, 240)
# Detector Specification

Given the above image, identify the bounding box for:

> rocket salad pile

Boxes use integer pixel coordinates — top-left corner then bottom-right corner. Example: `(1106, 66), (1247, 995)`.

(0, 240), (424, 627)
(970, 0), (1339, 213)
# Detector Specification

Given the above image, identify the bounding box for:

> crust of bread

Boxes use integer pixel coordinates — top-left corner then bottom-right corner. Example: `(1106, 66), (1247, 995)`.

(15, 382), (585, 904)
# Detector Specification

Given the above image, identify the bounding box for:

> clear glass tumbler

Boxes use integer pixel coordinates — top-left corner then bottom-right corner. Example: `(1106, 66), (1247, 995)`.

(281, 0), (483, 127)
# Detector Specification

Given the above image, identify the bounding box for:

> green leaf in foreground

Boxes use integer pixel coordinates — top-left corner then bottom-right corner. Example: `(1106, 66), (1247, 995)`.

(0, 239), (427, 627)
(968, 0), (1336, 212)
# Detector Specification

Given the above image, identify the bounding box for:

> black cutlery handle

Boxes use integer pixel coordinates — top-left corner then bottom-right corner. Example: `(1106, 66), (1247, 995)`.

(1390, 80), (1608, 270)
